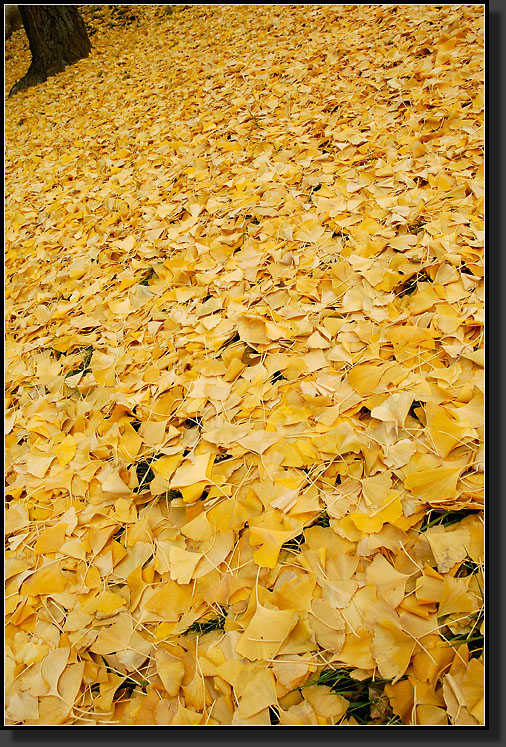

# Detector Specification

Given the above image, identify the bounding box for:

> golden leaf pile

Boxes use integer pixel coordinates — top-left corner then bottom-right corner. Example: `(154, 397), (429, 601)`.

(5, 4), (484, 726)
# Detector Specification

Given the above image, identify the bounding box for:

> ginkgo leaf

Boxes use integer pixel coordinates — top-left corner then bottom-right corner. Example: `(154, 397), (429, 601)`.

(6, 692), (40, 722)
(94, 673), (127, 713)
(151, 454), (184, 479)
(349, 493), (403, 534)
(236, 429), (283, 455)
(303, 685), (349, 721)
(404, 465), (462, 504)
(93, 590), (128, 618)
(437, 575), (479, 617)
(5, 503), (29, 534)
(370, 392), (414, 429)
(293, 220), (326, 244)
(188, 376), (232, 401)
(306, 330), (331, 349)
(248, 511), (302, 568)
(90, 614), (133, 656)
(425, 404), (469, 458)
(180, 481), (209, 504)
(347, 364), (386, 396)
(238, 669), (278, 719)
(237, 317), (271, 345)
(365, 554), (409, 609)
(21, 566), (67, 597)
(100, 470), (132, 496)
(372, 618), (416, 681)
(33, 523), (67, 555)
(425, 526), (471, 574)
(461, 659), (484, 724)
(54, 434), (77, 467)
(361, 471), (393, 507)
(155, 649), (185, 696)
(170, 454), (214, 489)
(415, 704), (449, 725)
(26, 454), (55, 478)
(278, 700), (319, 725)
(41, 648), (70, 697)
(308, 598), (345, 652)
(169, 546), (203, 584)
(181, 510), (213, 541)
(144, 581), (194, 622)
(236, 603), (298, 661)
(117, 428), (142, 461)
(335, 628), (375, 670)
(202, 422), (250, 445)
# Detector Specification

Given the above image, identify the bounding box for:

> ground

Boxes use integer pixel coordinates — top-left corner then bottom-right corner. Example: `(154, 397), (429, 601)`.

(5, 4), (484, 727)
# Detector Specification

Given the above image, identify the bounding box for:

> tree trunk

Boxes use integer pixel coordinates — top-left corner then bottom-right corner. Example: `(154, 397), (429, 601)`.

(8, 6), (91, 97)
(5, 6), (23, 40)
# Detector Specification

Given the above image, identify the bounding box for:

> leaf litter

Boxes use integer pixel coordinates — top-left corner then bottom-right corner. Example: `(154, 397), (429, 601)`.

(5, 4), (484, 726)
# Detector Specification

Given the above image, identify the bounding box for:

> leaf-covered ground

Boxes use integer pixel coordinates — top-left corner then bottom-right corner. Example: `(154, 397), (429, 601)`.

(5, 4), (484, 726)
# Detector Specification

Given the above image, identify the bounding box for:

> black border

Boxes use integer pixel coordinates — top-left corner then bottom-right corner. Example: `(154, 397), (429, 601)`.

(3, 1), (503, 745)
(485, 0), (505, 744)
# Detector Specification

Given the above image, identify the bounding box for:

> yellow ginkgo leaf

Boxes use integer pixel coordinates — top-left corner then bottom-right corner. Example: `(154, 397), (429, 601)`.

(347, 363), (385, 396)
(335, 628), (375, 670)
(6, 692), (40, 722)
(360, 471), (392, 507)
(238, 669), (278, 719)
(386, 325), (436, 348)
(370, 392), (414, 428)
(437, 575), (480, 617)
(94, 673), (126, 713)
(248, 511), (302, 568)
(144, 580), (194, 622)
(365, 553), (409, 609)
(100, 469), (132, 496)
(416, 704), (448, 725)
(308, 598), (345, 652)
(306, 330), (331, 349)
(461, 659), (484, 724)
(303, 685), (349, 721)
(93, 590), (127, 618)
(202, 422), (250, 445)
(26, 453), (55, 478)
(155, 649), (185, 696)
(404, 465), (462, 504)
(180, 481), (209, 503)
(236, 603), (298, 661)
(349, 493), (403, 534)
(54, 434), (77, 466)
(425, 525), (471, 573)
(151, 454), (184, 479)
(181, 510), (214, 541)
(170, 453), (214, 489)
(425, 404), (469, 459)
(236, 429), (283, 455)
(21, 566), (67, 597)
(90, 614), (133, 656)
(33, 523), (67, 555)
(169, 546), (203, 584)
(117, 427), (142, 461)
(38, 648), (70, 697)
(372, 618), (415, 681)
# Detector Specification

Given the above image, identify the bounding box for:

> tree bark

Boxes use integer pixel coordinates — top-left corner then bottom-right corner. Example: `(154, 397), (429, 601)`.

(9, 6), (91, 97)
(5, 5), (23, 40)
